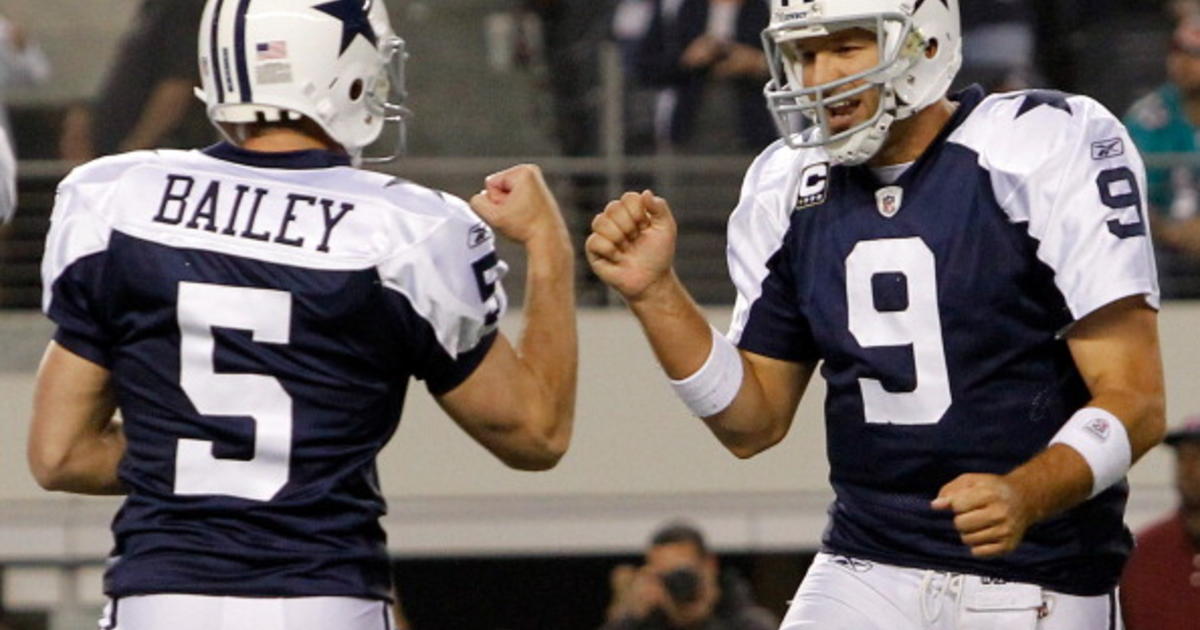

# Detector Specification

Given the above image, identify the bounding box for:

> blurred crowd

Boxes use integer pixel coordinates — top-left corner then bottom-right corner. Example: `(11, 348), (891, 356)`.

(2, 1), (1200, 296)
(7, 0), (1200, 298)
(506, 0), (1200, 298)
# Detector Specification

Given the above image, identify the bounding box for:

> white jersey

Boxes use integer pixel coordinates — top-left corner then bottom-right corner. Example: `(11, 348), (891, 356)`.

(41, 143), (506, 600)
(725, 86), (1157, 595)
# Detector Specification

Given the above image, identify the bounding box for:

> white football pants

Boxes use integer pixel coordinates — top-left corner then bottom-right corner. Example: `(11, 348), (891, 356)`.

(102, 594), (395, 630)
(780, 553), (1121, 630)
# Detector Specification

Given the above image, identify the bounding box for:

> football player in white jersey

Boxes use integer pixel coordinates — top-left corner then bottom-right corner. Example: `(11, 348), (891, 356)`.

(28, 1), (576, 629)
(587, 0), (1164, 628)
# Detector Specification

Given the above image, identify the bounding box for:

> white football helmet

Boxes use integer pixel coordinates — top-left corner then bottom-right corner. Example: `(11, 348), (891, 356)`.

(762, 0), (961, 165)
(198, 0), (410, 163)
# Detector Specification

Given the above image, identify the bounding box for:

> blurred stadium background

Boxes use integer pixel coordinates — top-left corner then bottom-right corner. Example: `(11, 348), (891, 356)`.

(0, 1), (1197, 628)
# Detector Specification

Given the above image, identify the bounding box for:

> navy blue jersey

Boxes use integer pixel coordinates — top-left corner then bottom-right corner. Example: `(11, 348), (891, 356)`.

(41, 143), (507, 600)
(726, 87), (1159, 595)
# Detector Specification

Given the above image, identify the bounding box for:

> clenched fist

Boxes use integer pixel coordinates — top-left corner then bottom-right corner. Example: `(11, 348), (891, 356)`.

(932, 473), (1037, 558)
(470, 164), (566, 245)
(586, 190), (678, 302)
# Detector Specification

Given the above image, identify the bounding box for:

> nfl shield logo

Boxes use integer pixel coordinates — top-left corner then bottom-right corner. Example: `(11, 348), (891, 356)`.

(875, 186), (903, 218)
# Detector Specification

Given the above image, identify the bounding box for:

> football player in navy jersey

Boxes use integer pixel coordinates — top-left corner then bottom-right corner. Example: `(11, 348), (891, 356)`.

(587, 0), (1164, 628)
(28, 1), (576, 629)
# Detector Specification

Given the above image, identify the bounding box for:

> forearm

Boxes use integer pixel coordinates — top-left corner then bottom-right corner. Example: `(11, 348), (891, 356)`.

(118, 79), (194, 151)
(29, 342), (126, 495)
(627, 271), (713, 379)
(33, 423), (127, 495)
(1005, 391), (1165, 524)
(514, 223), (577, 452)
(627, 274), (796, 455)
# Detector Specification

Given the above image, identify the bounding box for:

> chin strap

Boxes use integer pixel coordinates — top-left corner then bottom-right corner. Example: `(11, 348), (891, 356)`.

(827, 87), (901, 166)
(828, 111), (895, 165)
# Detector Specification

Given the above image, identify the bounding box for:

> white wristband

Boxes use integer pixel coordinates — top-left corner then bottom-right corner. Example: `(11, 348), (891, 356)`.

(1049, 407), (1132, 498)
(670, 326), (744, 418)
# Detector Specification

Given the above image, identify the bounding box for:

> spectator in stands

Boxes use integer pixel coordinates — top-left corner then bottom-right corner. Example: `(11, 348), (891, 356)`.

(522, 0), (614, 163)
(635, 0), (774, 153)
(1119, 417), (1200, 630)
(957, 0), (1037, 92)
(613, 0), (659, 160)
(600, 521), (776, 630)
(1125, 16), (1200, 297)
(58, 0), (210, 162)
(0, 12), (50, 141)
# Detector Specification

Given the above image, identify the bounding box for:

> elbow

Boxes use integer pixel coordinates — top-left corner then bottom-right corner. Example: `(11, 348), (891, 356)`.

(501, 448), (565, 471)
(499, 412), (573, 471)
(492, 408), (576, 470)
(28, 445), (73, 492)
(720, 428), (784, 460)
(499, 436), (569, 471)
(1138, 392), (1168, 450)
(725, 440), (771, 460)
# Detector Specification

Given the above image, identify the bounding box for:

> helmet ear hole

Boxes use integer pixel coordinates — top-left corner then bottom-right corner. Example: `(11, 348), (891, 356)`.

(349, 79), (365, 101)
(926, 38), (939, 59)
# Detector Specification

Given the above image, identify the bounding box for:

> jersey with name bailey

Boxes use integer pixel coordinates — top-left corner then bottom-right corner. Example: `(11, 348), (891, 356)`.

(41, 143), (508, 600)
(727, 87), (1159, 595)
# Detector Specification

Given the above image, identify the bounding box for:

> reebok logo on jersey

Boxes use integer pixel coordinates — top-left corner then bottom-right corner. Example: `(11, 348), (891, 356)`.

(1086, 417), (1112, 441)
(795, 162), (830, 210)
(1091, 138), (1125, 160)
(468, 223), (493, 249)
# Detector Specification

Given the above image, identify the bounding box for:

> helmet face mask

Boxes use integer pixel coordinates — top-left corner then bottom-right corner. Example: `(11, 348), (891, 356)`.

(761, 0), (961, 165)
(362, 35), (412, 164)
(198, 0), (411, 164)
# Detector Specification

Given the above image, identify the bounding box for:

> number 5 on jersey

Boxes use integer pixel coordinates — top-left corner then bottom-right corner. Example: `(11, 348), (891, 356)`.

(175, 282), (294, 501)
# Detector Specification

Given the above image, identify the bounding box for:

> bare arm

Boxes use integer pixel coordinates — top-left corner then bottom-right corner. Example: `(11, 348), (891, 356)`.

(436, 165), (576, 470)
(117, 78), (195, 152)
(27, 341), (126, 495)
(934, 295), (1165, 557)
(587, 191), (813, 457)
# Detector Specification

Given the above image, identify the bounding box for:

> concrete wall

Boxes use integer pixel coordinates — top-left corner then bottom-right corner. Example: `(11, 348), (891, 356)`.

(0, 303), (1193, 560)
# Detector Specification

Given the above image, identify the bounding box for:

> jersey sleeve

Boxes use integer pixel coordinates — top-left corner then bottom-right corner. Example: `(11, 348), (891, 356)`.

(376, 196), (508, 395)
(726, 144), (820, 362)
(40, 165), (117, 366)
(992, 97), (1160, 321)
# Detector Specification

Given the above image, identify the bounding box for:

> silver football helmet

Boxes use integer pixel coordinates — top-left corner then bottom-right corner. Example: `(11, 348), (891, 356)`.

(762, 0), (962, 165)
(198, 0), (410, 164)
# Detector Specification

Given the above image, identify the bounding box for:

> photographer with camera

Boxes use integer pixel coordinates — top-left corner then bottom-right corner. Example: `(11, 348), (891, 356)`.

(600, 522), (777, 630)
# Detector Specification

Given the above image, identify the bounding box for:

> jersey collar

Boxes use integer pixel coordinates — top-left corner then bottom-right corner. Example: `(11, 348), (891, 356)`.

(849, 84), (987, 188)
(202, 142), (353, 169)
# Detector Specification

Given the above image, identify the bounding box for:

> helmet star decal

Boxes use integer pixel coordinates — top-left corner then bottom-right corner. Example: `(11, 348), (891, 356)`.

(914, 0), (949, 10)
(313, 0), (378, 56)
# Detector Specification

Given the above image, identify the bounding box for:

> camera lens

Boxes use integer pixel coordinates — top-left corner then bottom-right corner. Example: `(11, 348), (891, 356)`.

(661, 568), (701, 603)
